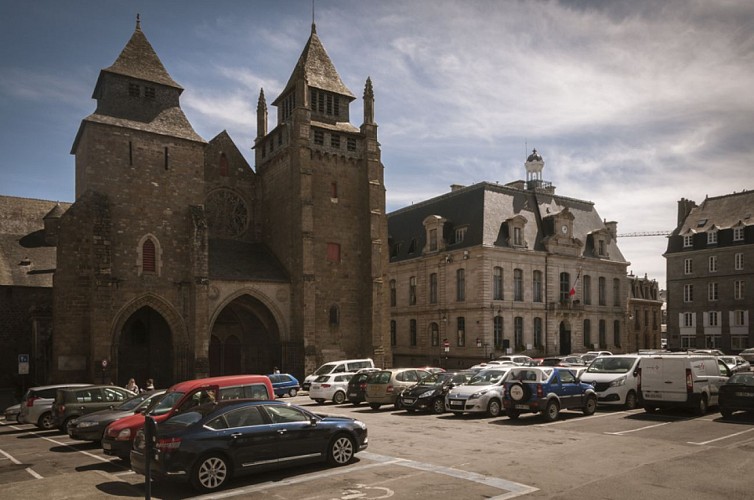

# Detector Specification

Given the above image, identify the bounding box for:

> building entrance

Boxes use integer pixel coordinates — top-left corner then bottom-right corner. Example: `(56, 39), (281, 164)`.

(559, 322), (572, 356)
(118, 306), (174, 388)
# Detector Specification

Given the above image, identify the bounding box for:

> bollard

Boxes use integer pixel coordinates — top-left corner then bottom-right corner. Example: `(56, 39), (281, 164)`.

(144, 416), (157, 500)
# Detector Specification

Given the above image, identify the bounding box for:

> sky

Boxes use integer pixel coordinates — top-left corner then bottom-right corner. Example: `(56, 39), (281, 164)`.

(2, 0), (753, 290)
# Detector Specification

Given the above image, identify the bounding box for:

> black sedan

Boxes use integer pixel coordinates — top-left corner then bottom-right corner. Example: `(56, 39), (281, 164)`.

(130, 400), (368, 492)
(398, 370), (475, 414)
(67, 390), (165, 441)
(719, 372), (754, 419)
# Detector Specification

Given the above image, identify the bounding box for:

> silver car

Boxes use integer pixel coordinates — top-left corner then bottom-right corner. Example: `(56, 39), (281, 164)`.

(18, 383), (92, 429)
(445, 367), (512, 417)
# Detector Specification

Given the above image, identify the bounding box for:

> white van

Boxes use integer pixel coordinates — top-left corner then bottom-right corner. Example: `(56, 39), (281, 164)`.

(302, 358), (374, 391)
(580, 355), (641, 409)
(638, 355), (730, 415)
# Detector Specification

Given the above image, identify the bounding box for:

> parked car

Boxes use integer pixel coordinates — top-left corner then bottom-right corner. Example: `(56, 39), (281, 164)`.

(580, 355), (641, 409)
(502, 366), (598, 421)
(418, 366), (446, 374)
(541, 356), (586, 367)
(445, 367), (513, 417)
(268, 373), (301, 398)
(309, 373), (355, 404)
(638, 355), (730, 415)
(580, 351), (613, 363)
(52, 385), (135, 431)
(302, 358), (374, 391)
(102, 374), (274, 460)
(365, 368), (431, 410)
(719, 356), (751, 374)
(18, 383), (92, 430)
(496, 355), (533, 366)
(718, 372), (754, 419)
(739, 348), (754, 364)
(67, 390), (165, 441)
(130, 400), (368, 492)
(346, 368), (380, 405)
(4, 403), (21, 422)
(399, 370), (474, 414)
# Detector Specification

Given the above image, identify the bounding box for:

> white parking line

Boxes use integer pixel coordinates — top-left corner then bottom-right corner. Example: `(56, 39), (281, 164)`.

(0, 448), (44, 479)
(5, 424), (125, 466)
(538, 410), (632, 426)
(605, 421), (672, 435)
(688, 427), (754, 445)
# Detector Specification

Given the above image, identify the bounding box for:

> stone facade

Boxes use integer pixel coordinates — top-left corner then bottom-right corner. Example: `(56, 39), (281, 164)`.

(626, 274), (663, 352)
(387, 153), (629, 368)
(40, 20), (389, 386)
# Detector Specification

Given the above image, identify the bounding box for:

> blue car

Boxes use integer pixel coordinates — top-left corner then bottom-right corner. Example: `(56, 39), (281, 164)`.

(268, 373), (301, 397)
(502, 366), (597, 421)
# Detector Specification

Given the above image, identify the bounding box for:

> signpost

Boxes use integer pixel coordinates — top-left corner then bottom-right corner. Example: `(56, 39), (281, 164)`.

(18, 354), (29, 375)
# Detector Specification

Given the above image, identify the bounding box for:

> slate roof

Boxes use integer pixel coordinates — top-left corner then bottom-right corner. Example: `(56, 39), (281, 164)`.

(273, 24), (355, 105)
(0, 196), (70, 287)
(209, 239), (289, 282)
(76, 107), (205, 147)
(99, 22), (182, 91)
(388, 182), (627, 263)
(678, 190), (754, 234)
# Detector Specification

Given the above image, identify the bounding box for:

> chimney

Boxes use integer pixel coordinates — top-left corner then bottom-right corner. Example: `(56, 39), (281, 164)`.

(677, 198), (697, 227)
(43, 202), (65, 246)
(604, 220), (617, 240)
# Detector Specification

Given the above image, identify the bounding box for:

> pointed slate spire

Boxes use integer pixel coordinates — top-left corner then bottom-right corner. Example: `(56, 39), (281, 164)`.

(363, 77), (374, 125)
(101, 16), (182, 90)
(257, 88), (268, 139)
(273, 24), (354, 105)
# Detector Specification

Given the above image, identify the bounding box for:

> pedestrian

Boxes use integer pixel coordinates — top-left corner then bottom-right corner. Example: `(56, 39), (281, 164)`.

(144, 378), (155, 391)
(273, 366), (280, 374)
(125, 378), (139, 393)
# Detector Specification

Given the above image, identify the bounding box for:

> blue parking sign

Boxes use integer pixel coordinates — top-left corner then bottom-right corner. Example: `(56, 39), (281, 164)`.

(18, 354), (29, 375)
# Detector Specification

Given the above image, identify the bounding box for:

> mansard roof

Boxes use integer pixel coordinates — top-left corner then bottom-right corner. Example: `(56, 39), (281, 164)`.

(678, 190), (754, 234)
(273, 24), (355, 105)
(97, 21), (182, 93)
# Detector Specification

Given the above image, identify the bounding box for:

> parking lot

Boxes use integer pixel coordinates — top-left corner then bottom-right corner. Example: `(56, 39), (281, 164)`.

(1, 395), (753, 499)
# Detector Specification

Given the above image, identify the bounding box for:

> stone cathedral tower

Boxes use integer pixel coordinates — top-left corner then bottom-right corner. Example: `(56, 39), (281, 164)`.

(255, 23), (390, 374)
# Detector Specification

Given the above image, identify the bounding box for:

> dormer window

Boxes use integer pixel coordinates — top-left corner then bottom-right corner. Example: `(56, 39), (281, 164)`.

(429, 228), (437, 251)
(683, 234), (693, 248)
(455, 226), (467, 244)
(513, 227), (523, 246)
(733, 225), (744, 241)
(707, 228), (718, 245)
(422, 215), (447, 254)
(598, 239), (606, 256)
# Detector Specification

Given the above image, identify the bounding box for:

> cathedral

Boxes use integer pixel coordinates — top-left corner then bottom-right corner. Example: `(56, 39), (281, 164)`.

(1, 18), (390, 389)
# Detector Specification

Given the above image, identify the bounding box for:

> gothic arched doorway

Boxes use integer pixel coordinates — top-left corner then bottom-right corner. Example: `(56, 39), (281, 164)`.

(118, 306), (174, 388)
(559, 321), (572, 356)
(209, 294), (281, 376)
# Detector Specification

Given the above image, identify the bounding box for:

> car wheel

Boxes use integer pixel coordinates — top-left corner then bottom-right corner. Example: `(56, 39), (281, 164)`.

(37, 412), (55, 430)
(288, 388), (298, 397)
(487, 399), (502, 418)
(695, 394), (708, 416)
(191, 453), (230, 492)
(583, 396), (597, 416)
(369, 403), (381, 410)
(543, 400), (559, 422)
(432, 398), (445, 414)
(333, 391), (346, 405)
(60, 417), (74, 433)
(508, 382), (529, 402)
(314, 399), (325, 405)
(507, 409), (520, 420)
(720, 408), (733, 419)
(624, 391), (638, 410)
(327, 434), (355, 466)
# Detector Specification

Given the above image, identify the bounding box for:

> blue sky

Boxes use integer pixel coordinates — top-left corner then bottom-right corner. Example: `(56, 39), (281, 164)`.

(2, 0), (753, 289)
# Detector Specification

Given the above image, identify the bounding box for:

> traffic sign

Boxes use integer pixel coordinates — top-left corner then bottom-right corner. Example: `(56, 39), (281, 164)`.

(18, 354), (29, 375)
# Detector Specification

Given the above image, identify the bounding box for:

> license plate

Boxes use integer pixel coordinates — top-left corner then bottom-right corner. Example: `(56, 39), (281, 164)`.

(348, 393), (357, 398)
(402, 398), (415, 404)
(102, 442), (112, 450)
(449, 400), (463, 407)
(515, 404), (529, 410)
(735, 392), (754, 397)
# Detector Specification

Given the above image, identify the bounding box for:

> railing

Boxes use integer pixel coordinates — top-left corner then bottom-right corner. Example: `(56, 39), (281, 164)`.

(547, 301), (585, 312)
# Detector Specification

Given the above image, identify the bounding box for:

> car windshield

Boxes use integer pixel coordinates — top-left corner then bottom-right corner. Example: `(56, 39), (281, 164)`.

(314, 363), (336, 375)
(468, 370), (507, 385)
(149, 391), (184, 416)
(586, 357), (636, 373)
(728, 373), (754, 385)
(116, 392), (152, 411)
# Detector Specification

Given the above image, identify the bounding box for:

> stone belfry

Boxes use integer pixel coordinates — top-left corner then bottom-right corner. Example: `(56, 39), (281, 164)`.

(55, 16), (209, 385)
(255, 23), (390, 373)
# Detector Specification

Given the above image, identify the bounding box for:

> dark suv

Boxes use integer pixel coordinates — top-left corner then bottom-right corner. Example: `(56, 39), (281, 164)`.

(52, 385), (135, 431)
(502, 366), (597, 422)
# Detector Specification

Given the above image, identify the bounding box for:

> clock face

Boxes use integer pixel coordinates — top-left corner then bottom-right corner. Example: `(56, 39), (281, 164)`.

(561, 225), (568, 234)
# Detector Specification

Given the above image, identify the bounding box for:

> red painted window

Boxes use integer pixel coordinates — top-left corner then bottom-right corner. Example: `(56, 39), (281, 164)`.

(327, 243), (341, 263)
(143, 239), (156, 273)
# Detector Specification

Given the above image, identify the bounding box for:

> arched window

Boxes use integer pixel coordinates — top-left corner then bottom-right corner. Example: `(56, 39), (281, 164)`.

(142, 239), (156, 273)
(219, 153), (229, 177)
(493, 266), (503, 300)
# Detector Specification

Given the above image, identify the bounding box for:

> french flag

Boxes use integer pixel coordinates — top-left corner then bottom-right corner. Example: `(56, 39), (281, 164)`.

(569, 269), (582, 297)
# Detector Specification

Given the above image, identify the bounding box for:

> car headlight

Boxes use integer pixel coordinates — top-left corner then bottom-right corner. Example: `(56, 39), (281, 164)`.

(117, 428), (132, 440)
(609, 376), (626, 388)
(418, 390), (435, 398)
(354, 420), (367, 430)
(469, 390), (488, 399)
(77, 421), (100, 429)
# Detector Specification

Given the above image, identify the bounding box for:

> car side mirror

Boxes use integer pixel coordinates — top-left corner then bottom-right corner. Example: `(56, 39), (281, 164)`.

(309, 417), (318, 427)
(135, 407), (145, 414)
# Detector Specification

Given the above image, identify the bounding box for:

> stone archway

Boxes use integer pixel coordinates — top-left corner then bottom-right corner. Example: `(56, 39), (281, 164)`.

(118, 306), (173, 388)
(559, 321), (572, 356)
(209, 294), (281, 376)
